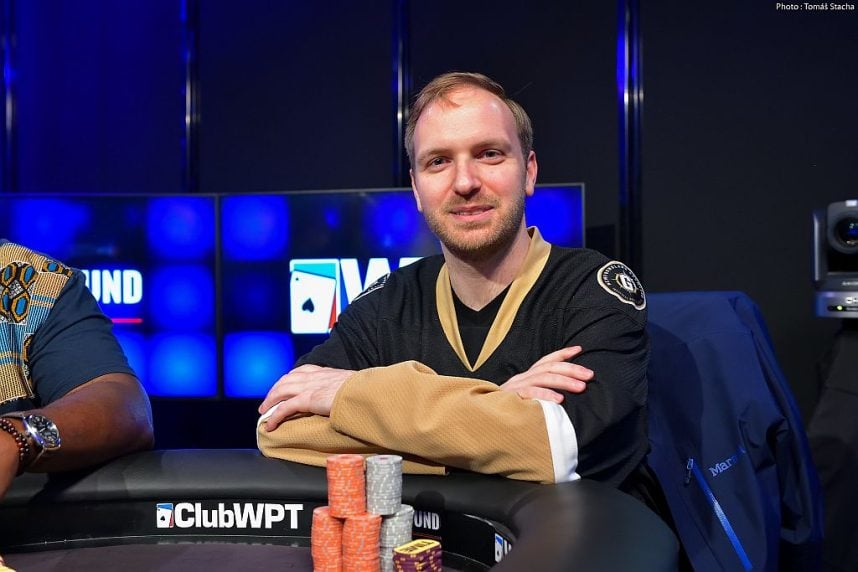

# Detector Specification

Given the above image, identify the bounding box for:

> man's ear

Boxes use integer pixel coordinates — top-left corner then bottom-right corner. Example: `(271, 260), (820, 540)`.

(525, 150), (538, 197)
(410, 170), (424, 212)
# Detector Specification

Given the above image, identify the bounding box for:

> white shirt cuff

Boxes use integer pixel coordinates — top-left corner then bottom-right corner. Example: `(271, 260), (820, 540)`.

(536, 399), (580, 483)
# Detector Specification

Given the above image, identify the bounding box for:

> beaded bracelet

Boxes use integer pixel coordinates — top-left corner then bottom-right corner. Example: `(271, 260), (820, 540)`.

(0, 417), (31, 475)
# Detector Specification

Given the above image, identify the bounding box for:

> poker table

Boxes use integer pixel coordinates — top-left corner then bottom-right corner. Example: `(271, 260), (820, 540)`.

(0, 449), (678, 571)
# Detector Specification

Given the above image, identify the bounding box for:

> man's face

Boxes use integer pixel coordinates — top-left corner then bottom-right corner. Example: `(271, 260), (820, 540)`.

(409, 87), (537, 262)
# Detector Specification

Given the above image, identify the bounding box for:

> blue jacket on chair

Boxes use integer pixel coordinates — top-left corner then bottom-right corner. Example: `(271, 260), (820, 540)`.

(646, 292), (823, 571)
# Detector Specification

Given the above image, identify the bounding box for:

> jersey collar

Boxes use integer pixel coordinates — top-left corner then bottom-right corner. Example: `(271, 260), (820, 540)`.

(435, 227), (552, 372)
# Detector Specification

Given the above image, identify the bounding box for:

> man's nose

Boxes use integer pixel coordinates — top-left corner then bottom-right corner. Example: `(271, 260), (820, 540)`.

(452, 161), (480, 195)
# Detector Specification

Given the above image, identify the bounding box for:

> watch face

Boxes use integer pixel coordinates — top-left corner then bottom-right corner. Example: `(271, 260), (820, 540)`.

(26, 414), (61, 450)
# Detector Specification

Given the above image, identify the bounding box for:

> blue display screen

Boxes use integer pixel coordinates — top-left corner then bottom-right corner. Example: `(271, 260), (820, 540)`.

(0, 184), (584, 398)
(0, 195), (218, 397)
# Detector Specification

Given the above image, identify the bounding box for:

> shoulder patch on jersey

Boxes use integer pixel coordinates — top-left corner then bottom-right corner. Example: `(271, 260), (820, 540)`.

(352, 273), (389, 303)
(596, 261), (646, 310)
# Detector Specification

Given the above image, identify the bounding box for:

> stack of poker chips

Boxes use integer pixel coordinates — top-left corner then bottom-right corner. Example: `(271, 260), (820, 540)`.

(344, 513), (383, 570)
(328, 454), (367, 519)
(366, 455), (403, 514)
(311, 454), (440, 572)
(311, 506), (344, 571)
(379, 504), (415, 572)
(393, 539), (443, 572)
(366, 455), (413, 572)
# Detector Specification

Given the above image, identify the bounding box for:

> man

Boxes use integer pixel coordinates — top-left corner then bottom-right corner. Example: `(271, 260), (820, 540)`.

(258, 72), (649, 489)
(0, 240), (154, 501)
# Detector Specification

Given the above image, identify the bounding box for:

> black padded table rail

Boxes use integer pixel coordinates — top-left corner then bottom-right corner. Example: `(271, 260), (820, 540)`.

(0, 449), (678, 571)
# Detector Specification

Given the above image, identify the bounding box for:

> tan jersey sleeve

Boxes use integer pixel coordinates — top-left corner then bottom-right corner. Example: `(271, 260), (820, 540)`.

(256, 408), (446, 475)
(329, 361), (555, 483)
(257, 411), (446, 475)
(257, 361), (555, 483)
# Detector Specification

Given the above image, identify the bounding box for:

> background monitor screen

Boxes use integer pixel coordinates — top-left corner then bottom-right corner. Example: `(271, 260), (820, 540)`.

(0, 194), (219, 397)
(0, 184), (584, 399)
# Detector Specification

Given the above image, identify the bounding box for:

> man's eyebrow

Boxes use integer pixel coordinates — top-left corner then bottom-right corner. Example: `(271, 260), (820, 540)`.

(416, 139), (513, 164)
(415, 147), (449, 164)
(474, 138), (514, 151)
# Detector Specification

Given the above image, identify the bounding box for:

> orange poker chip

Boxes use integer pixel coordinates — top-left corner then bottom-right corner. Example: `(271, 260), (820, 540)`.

(343, 512), (382, 571)
(322, 454), (413, 572)
(327, 454), (367, 518)
(311, 506), (344, 572)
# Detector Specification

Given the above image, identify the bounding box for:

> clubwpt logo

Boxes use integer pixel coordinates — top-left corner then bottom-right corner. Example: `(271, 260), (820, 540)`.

(155, 502), (304, 530)
(289, 257), (420, 334)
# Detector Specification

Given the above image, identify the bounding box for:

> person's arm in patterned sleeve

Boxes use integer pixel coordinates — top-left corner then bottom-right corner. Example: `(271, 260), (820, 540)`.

(1, 257), (153, 501)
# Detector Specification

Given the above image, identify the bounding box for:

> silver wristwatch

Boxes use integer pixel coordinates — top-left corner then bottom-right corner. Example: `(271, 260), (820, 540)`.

(1, 412), (62, 465)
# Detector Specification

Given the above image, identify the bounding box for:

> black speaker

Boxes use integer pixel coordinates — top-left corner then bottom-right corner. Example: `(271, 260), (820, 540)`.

(813, 200), (858, 318)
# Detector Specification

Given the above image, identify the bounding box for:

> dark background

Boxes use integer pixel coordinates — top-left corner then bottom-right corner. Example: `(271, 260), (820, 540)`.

(1, 2), (856, 434)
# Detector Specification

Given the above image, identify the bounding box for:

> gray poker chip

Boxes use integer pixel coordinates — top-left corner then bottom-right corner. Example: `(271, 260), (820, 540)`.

(381, 504), (415, 571)
(366, 454), (413, 567)
(366, 454), (403, 515)
(380, 504), (414, 547)
(596, 261), (646, 310)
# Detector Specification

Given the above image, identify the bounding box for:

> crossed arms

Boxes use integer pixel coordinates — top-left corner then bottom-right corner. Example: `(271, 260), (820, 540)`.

(256, 327), (645, 486)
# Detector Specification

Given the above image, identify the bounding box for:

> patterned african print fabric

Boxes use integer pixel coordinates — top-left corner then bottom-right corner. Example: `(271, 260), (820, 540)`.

(0, 241), (73, 406)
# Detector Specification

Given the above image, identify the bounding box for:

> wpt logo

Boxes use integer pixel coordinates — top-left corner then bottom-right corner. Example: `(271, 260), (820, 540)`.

(289, 257), (420, 334)
(156, 503), (175, 528)
(289, 260), (341, 335)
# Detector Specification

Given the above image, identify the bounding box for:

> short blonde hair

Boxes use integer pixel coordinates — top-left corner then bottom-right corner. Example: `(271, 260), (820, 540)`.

(405, 72), (533, 166)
